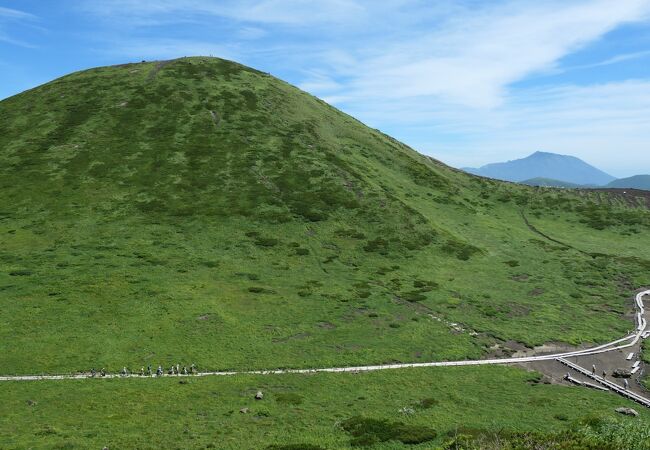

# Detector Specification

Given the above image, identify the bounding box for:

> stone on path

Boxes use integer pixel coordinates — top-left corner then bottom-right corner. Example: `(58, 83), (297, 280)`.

(255, 390), (264, 400)
(612, 368), (632, 378)
(240, 407), (250, 414)
(615, 407), (639, 417)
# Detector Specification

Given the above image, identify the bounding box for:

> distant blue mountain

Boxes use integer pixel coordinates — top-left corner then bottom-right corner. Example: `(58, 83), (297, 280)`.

(463, 151), (616, 186)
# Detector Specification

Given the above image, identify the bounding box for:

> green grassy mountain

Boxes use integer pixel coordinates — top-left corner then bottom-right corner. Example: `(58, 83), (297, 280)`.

(607, 174), (650, 190)
(1, 57), (650, 448)
(1, 56), (650, 373)
(520, 177), (583, 188)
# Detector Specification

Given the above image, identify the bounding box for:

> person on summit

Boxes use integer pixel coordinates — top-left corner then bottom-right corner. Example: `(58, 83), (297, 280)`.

(592, 364), (596, 375)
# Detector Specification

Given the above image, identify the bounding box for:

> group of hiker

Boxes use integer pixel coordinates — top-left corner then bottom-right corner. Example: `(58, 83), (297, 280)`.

(564, 364), (629, 390)
(89, 363), (197, 377)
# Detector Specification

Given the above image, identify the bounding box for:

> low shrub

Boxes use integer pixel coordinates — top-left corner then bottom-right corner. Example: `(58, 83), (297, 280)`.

(341, 416), (437, 447)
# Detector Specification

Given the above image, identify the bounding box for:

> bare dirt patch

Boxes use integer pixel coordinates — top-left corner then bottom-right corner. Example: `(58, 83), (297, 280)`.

(511, 274), (530, 282)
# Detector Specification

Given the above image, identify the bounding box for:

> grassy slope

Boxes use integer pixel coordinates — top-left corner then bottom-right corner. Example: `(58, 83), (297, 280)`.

(1, 57), (650, 447)
(2, 366), (649, 449)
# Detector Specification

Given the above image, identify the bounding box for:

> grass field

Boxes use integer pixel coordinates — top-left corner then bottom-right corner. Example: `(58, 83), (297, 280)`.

(1, 57), (649, 447)
(1, 365), (649, 449)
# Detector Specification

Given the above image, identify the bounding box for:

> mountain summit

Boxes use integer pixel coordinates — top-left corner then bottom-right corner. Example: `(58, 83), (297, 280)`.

(463, 151), (616, 186)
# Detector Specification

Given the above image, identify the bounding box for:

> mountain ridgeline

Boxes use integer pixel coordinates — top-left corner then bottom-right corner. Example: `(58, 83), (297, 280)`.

(463, 151), (616, 186)
(607, 175), (650, 190)
(464, 151), (650, 190)
(1, 57), (650, 375)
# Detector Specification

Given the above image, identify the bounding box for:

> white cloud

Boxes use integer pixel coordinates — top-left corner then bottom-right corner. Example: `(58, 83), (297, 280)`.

(0, 6), (37, 48)
(310, 0), (650, 108)
(365, 80), (650, 176)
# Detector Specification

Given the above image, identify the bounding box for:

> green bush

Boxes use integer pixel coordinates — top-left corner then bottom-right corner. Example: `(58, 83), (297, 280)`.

(341, 416), (437, 447)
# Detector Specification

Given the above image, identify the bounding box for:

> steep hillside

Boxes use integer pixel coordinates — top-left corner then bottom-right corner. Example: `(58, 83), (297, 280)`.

(608, 174), (650, 190)
(1, 57), (650, 376)
(464, 151), (615, 185)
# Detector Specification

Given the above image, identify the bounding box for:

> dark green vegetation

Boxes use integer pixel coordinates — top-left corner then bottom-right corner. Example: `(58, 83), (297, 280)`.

(1, 57), (650, 448)
(2, 366), (649, 449)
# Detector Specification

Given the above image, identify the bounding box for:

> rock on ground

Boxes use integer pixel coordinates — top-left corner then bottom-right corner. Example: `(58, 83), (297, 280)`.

(615, 407), (639, 417)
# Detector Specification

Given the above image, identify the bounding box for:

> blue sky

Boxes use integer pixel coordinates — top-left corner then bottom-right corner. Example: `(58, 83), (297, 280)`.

(1, 0), (650, 176)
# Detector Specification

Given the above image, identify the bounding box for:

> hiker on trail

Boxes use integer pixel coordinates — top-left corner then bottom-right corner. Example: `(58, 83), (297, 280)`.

(602, 370), (607, 379)
(565, 372), (571, 380)
(147, 365), (152, 376)
(176, 363), (180, 374)
(169, 366), (174, 375)
(122, 367), (128, 377)
(190, 363), (196, 374)
(592, 364), (596, 375)
(624, 379), (629, 390)
(140, 367), (145, 376)
(183, 366), (188, 375)
(91, 368), (96, 377)
(100, 368), (106, 377)
(157, 366), (163, 376)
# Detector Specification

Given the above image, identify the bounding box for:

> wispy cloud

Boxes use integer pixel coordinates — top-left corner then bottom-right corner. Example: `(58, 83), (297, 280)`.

(0, 6), (38, 48)
(0, 6), (36, 20)
(566, 49), (650, 71)
(368, 80), (650, 175)
(304, 0), (650, 108)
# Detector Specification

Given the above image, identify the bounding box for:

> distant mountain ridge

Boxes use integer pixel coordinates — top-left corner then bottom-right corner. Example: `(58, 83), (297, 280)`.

(520, 177), (584, 188)
(607, 175), (650, 190)
(463, 151), (616, 186)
